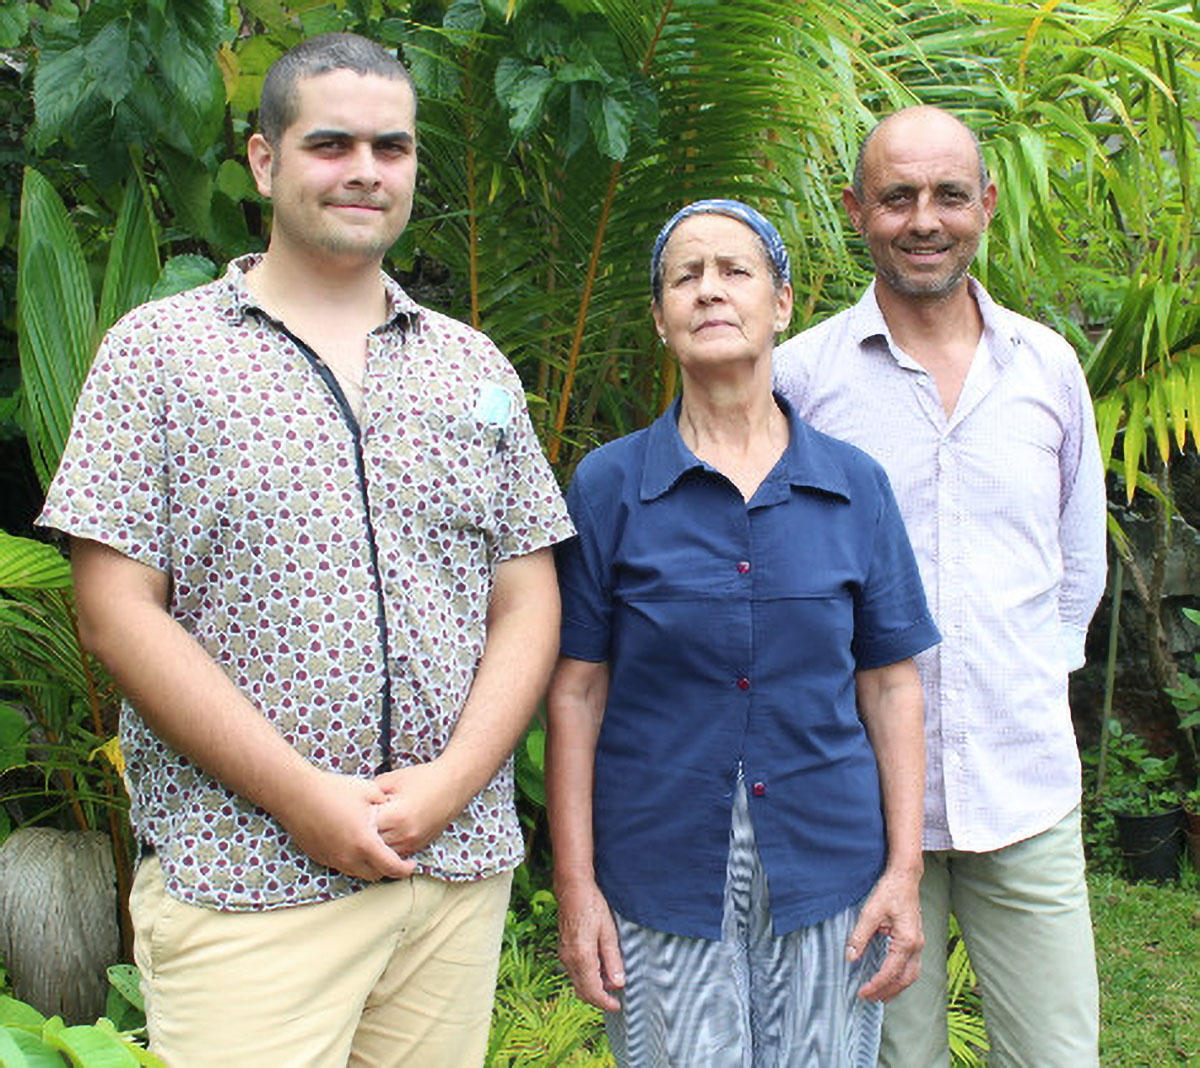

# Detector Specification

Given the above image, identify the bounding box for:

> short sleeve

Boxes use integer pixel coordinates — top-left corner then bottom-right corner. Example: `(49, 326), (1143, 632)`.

(555, 470), (613, 663)
(37, 321), (171, 573)
(484, 379), (573, 563)
(850, 465), (941, 669)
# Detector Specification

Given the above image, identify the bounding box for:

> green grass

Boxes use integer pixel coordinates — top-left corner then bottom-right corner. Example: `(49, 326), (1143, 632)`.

(1092, 871), (1200, 1067)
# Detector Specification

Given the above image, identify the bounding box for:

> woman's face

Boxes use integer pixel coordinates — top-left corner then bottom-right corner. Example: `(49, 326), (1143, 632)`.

(652, 214), (793, 373)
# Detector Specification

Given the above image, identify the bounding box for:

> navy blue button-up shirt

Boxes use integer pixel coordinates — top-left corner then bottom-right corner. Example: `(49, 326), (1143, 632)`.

(557, 395), (939, 939)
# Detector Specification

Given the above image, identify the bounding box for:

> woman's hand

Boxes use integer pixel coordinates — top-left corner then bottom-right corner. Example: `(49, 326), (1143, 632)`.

(556, 878), (625, 1012)
(846, 865), (924, 1002)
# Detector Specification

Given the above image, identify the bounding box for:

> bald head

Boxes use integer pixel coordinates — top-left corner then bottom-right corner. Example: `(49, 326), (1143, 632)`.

(842, 105), (996, 303)
(851, 107), (988, 201)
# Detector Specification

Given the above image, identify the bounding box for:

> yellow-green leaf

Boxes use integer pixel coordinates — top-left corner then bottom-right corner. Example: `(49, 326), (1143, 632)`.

(1166, 367), (1188, 452)
(44, 1021), (141, 1067)
(1190, 363), (1200, 452)
(94, 735), (125, 776)
(1094, 393), (1124, 468)
(1122, 381), (1147, 501)
(1146, 375), (1171, 462)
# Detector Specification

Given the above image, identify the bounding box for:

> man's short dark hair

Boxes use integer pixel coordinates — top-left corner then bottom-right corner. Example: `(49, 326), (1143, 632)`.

(258, 33), (416, 145)
(850, 107), (989, 199)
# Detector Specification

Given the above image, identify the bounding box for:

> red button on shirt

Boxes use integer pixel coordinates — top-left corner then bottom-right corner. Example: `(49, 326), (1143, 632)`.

(752, 781), (767, 797)
(737, 677), (750, 691)
(736, 560), (751, 574)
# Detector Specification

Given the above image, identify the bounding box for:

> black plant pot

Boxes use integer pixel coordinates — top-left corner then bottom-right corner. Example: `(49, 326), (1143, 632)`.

(1185, 807), (1200, 875)
(1115, 807), (1186, 882)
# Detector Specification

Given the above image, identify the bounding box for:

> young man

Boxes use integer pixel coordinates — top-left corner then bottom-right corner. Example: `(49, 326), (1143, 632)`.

(775, 106), (1107, 1066)
(38, 33), (573, 1066)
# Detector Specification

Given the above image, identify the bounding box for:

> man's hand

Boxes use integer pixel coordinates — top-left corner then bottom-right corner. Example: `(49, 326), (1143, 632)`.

(276, 769), (416, 881)
(555, 878), (625, 1012)
(373, 760), (464, 857)
(847, 866), (923, 1002)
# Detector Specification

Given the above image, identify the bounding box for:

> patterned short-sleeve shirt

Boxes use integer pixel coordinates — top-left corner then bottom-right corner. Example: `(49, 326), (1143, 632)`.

(39, 255), (574, 911)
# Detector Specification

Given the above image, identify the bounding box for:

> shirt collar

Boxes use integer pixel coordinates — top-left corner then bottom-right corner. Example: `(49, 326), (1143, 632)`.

(640, 393), (850, 503)
(217, 253), (422, 333)
(848, 276), (1018, 371)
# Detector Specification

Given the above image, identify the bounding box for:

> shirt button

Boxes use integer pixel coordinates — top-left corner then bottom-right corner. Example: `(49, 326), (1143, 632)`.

(737, 677), (750, 691)
(736, 560), (751, 574)
(752, 781), (767, 797)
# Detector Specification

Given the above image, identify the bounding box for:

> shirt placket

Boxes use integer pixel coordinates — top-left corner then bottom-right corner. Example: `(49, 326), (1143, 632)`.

(936, 425), (971, 842)
(281, 322), (397, 774)
(735, 507), (760, 799)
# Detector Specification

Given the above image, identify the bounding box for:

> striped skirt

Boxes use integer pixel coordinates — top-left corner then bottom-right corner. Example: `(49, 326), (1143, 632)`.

(604, 776), (885, 1067)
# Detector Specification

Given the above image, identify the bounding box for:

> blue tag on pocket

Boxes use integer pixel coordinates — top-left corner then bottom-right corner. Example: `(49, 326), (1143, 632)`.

(475, 382), (513, 428)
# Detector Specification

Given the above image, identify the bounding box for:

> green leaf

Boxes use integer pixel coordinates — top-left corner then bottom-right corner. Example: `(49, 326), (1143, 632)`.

(215, 160), (258, 204)
(0, 1), (31, 48)
(497, 63), (556, 139)
(149, 256), (219, 302)
(566, 82), (589, 159)
(0, 994), (48, 1029)
(239, 0), (290, 31)
(156, 145), (213, 242)
(0, 703), (28, 772)
(514, 726), (546, 807)
(0, 532), (71, 589)
(31, 35), (92, 149)
(16, 168), (98, 490)
(98, 175), (161, 338)
(106, 965), (144, 1014)
(85, 18), (135, 106)
(524, 726), (545, 771)
(45, 1021), (142, 1067)
(156, 16), (226, 153)
(444, 0), (487, 35)
(229, 36), (282, 113)
(586, 84), (633, 160)
(0, 1026), (62, 1068)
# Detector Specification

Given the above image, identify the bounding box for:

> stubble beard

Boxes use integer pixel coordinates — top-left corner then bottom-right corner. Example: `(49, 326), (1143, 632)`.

(875, 250), (973, 301)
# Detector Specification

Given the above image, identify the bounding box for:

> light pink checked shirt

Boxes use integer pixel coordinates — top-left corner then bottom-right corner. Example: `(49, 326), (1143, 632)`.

(775, 279), (1107, 852)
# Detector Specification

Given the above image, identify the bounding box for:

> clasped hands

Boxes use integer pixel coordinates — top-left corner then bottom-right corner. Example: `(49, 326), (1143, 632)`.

(280, 761), (462, 883)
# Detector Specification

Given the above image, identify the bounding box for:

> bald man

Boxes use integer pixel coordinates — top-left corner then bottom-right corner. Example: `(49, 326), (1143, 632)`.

(775, 107), (1106, 1066)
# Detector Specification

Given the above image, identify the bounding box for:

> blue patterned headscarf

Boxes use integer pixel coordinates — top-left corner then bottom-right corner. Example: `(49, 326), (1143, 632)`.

(650, 198), (791, 302)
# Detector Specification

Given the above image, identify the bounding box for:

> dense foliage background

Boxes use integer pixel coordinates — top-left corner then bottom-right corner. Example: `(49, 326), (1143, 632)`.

(0, 2), (1196, 1063)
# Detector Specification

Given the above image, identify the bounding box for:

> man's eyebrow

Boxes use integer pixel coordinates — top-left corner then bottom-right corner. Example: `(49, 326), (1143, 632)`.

(300, 129), (415, 145)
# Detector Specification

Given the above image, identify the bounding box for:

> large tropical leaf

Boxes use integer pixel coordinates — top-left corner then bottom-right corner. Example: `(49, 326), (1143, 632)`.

(16, 168), (97, 491)
(97, 173), (161, 337)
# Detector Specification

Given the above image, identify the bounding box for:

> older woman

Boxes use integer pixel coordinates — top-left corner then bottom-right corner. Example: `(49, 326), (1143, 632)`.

(546, 200), (940, 1066)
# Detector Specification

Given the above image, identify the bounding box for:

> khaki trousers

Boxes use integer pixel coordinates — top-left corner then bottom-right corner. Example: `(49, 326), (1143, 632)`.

(131, 856), (512, 1067)
(878, 806), (1099, 1067)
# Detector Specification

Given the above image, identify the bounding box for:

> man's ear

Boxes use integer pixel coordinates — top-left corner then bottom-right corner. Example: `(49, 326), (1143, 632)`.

(247, 133), (275, 198)
(982, 180), (998, 225)
(841, 185), (864, 233)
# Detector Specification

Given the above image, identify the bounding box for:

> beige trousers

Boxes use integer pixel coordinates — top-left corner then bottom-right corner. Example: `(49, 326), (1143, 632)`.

(131, 856), (512, 1067)
(878, 806), (1099, 1068)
